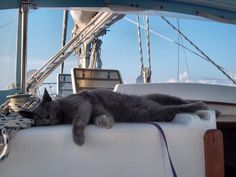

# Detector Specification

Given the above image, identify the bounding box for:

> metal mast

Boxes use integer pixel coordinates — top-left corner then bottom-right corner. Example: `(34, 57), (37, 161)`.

(18, 0), (30, 93)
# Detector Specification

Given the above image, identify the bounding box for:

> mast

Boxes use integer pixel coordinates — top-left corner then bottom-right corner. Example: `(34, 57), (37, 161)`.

(16, 0), (30, 93)
(16, 8), (22, 91)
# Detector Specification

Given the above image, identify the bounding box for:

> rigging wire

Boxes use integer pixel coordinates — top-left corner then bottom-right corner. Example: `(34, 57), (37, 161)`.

(124, 17), (210, 62)
(161, 16), (236, 85)
(0, 20), (16, 30)
(0, 10), (35, 31)
(180, 35), (192, 82)
(177, 19), (180, 82)
(177, 19), (191, 83)
(125, 16), (236, 84)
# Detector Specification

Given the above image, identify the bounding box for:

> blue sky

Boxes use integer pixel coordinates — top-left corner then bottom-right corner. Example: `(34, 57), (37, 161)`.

(1, 8), (236, 90)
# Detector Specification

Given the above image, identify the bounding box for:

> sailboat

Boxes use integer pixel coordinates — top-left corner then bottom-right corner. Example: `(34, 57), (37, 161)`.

(1, 1), (236, 177)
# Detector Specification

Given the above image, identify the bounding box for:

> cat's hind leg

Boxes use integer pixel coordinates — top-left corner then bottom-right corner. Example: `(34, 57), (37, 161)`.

(92, 106), (114, 129)
(151, 101), (208, 122)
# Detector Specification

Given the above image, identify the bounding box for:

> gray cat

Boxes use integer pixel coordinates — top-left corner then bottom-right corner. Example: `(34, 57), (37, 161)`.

(19, 89), (208, 146)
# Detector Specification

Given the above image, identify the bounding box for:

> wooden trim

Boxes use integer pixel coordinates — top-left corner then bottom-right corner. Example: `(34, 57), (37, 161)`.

(217, 122), (236, 129)
(204, 129), (225, 177)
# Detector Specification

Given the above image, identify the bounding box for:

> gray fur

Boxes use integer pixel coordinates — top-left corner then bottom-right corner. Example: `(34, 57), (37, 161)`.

(19, 89), (208, 146)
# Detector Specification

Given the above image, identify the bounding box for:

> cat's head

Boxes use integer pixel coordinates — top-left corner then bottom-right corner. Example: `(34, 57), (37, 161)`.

(19, 89), (58, 126)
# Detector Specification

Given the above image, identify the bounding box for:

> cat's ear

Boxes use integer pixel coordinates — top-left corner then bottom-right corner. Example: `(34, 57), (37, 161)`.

(18, 110), (35, 118)
(42, 88), (52, 102)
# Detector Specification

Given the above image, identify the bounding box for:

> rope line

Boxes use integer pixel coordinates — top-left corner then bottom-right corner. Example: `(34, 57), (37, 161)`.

(136, 15), (152, 83)
(145, 15), (151, 70)
(136, 15), (144, 72)
(0, 96), (40, 162)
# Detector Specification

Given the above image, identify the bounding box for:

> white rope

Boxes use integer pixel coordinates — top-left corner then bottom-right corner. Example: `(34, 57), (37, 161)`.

(143, 15), (152, 83)
(136, 15), (152, 83)
(0, 96), (40, 162)
(0, 114), (34, 162)
(145, 15), (151, 70)
(89, 38), (103, 69)
(136, 15), (144, 71)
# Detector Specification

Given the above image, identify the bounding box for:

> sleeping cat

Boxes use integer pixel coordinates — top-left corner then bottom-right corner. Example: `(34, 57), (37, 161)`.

(19, 89), (208, 146)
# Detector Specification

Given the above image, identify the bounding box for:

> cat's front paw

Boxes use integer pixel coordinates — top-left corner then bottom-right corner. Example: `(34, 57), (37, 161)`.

(73, 133), (85, 146)
(95, 115), (113, 129)
(72, 128), (85, 146)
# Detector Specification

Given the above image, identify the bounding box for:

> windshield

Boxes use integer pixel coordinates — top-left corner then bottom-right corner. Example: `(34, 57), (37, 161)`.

(0, 9), (18, 90)
(0, 8), (236, 93)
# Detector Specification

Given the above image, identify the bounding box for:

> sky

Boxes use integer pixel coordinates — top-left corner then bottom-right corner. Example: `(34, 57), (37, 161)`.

(0, 8), (236, 91)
